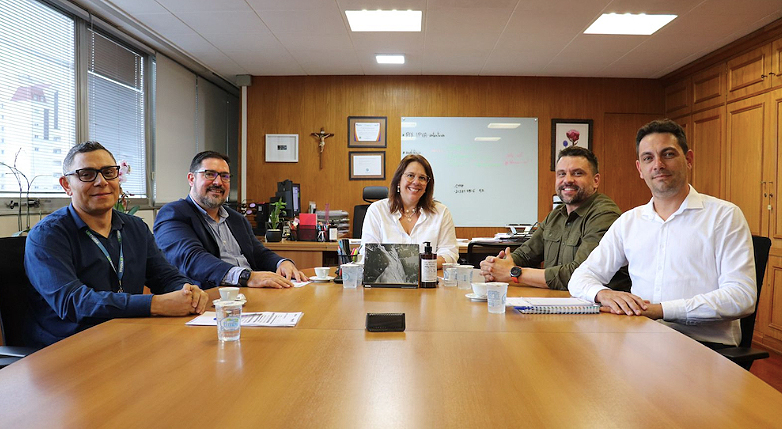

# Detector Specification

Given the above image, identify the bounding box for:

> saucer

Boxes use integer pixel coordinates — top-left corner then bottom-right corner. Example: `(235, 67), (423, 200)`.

(310, 276), (335, 282)
(465, 293), (487, 301)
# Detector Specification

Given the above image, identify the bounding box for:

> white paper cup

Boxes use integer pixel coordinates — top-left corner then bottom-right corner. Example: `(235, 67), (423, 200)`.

(341, 263), (361, 288)
(314, 267), (330, 278)
(457, 265), (473, 290)
(443, 263), (459, 287)
(215, 300), (242, 341)
(219, 286), (239, 301)
(486, 282), (508, 314)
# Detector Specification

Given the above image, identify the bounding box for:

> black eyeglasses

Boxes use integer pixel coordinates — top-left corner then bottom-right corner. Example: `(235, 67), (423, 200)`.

(194, 169), (232, 182)
(403, 172), (430, 183)
(64, 166), (120, 182)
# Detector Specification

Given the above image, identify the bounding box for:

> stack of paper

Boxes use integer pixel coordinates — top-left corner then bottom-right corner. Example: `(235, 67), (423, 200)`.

(186, 311), (304, 327)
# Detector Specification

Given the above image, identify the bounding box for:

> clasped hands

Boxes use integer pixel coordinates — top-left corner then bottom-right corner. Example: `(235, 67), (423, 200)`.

(151, 283), (209, 316)
(479, 246), (515, 282)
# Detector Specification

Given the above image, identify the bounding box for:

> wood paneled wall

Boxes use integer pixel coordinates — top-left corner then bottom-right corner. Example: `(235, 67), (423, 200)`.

(246, 76), (664, 238)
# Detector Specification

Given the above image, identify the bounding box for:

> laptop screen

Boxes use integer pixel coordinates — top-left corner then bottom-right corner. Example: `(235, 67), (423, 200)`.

(363, 243), (420, 288)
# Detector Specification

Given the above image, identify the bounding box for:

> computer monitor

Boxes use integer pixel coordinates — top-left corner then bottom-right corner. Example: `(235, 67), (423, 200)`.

(275, 179), (300, 218)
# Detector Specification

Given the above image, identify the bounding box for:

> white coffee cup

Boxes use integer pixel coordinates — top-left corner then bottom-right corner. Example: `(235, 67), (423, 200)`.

(219, 286), (239, 301)
(471, 282), (488, 297)
(315, 267), (330, 278)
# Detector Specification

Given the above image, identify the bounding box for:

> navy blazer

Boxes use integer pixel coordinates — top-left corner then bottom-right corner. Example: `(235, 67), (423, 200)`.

(153, 197), (284, 289)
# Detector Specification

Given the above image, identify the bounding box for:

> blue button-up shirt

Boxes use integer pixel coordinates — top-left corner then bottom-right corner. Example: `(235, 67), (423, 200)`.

(24, 205), (191, 348)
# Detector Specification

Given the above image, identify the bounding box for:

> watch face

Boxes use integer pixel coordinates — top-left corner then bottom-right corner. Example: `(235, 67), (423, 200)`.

(510, 266), (522, 278)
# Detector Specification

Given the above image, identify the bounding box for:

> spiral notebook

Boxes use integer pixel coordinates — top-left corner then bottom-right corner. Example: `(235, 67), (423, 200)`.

(506, 297), (600, 314)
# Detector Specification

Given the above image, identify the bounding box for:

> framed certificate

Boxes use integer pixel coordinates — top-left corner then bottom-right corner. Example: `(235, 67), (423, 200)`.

(349, 151), (385, 180)
(348, 116), (387, 148)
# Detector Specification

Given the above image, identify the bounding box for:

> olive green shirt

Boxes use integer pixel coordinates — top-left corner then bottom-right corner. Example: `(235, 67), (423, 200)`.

(511, 192), (631, 291)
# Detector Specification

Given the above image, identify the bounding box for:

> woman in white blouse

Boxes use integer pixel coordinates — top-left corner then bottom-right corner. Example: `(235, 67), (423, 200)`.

(361, 154), (458, 267)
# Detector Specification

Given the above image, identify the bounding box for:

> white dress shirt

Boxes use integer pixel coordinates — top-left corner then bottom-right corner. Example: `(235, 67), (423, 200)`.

(360, 199), (459, 264)
(568, 186), (756, 346)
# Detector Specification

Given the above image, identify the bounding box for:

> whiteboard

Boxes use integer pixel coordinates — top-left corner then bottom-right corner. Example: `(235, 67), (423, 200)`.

(400, 117), (538, 227)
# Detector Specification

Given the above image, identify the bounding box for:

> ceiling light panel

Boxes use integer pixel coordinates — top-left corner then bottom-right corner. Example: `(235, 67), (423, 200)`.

(346, 10), (422, 32)
(584, 13), (677, 36)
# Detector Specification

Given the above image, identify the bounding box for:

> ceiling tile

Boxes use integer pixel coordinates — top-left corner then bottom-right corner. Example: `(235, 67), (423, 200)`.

(132, 12), (194, 36)
(177, 11), (270, 35)
(107, 0), (168, 14)
(256, 8), (347, 35)
(224, 47), (304, 75)
(155, 0), (252, 13)
(202, 32), (278, 53)
(289, 49), (363, 75)
(275, 33), (354, 52)
(349, 33), (426, 51)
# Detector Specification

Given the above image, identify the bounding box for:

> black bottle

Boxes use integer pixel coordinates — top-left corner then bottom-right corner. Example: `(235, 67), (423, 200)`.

(419, 241), (437, 288)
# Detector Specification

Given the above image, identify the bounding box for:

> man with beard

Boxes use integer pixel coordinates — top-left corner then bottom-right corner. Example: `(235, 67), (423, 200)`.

(569, 119), (755, 347)
(154, 151), (306, 290)
(480, 146), (630, 291)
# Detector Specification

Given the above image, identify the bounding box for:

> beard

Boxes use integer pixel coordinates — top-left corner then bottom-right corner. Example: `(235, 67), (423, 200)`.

(196, 185), (227, 209)
(556, 184), (588, 205)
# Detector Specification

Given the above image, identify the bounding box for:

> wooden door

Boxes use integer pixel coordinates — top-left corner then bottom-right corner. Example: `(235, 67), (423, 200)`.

(726, 44), (772, 103)
(690, 106), (725, 199)
(601, 113), (660, 212)
(725, 94), (767, 236)
(771, 38), (782, 88)
(755, 255), (782, 351)
(664, 78), (691, 118)
(692, 63), (726, 113)
(766, 89), (782, 250)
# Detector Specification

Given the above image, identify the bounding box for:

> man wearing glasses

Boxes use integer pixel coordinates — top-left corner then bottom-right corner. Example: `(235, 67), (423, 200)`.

(154, 151), (307, 289)
(24, 141), (209, 348)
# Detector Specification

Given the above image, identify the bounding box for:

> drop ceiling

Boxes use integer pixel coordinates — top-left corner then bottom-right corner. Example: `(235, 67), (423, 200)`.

(76, 0), (782, 84)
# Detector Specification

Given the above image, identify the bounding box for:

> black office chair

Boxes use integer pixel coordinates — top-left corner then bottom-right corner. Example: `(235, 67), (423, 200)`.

(717, 235), (771, 370)
(352, 186), (388, 239)
(0, 236), (38, 369)
(463, 239), (528, 268)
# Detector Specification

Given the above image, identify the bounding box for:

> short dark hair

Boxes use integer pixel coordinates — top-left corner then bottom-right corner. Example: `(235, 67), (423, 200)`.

(556, 146), (599, 174)
(62, 141), (115, 175)
(636, 119), (688, 155)
(389, 154), (436, 215)
(189, 151), (231, 172)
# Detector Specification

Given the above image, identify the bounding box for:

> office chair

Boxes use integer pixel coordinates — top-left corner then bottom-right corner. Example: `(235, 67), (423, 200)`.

(0, 236), (38, 369)
(352, 186), (388, 239)
(717, 235), (771, 370)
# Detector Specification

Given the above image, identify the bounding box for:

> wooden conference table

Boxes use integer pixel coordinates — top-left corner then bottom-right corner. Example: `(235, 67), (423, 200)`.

(1, 275), (781, 428)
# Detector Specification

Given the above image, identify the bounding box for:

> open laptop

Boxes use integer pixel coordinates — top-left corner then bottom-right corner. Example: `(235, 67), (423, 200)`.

(362, 243), (420, 288)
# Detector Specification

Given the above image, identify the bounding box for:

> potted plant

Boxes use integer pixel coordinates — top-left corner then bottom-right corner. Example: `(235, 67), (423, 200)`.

(265, 200), (286, 242)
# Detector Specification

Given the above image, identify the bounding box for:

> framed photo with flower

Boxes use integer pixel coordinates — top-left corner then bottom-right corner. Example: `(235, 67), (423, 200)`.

(551, 119), (593, 171)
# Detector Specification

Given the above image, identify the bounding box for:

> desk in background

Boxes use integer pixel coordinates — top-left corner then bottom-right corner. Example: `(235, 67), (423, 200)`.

(1, 280), (781, 427)
(262, 240), (477, 267)
(261, 240), (358, 267)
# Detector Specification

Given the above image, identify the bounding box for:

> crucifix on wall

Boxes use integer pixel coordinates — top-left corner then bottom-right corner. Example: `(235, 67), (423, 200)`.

(310, 128), (334, 170)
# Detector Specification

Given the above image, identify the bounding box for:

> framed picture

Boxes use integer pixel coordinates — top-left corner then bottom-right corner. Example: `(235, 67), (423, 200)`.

(265, 134), (299, 162)
(551, 119), (593, 170)
(349, 151), (385, 180)
(348, 116), (387, 148)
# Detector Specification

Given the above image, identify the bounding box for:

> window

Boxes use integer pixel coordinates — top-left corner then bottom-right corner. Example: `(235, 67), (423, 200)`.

(88, 29), (146, 197)
(0, 0), (150, 197)
(0, 0), (75, 194)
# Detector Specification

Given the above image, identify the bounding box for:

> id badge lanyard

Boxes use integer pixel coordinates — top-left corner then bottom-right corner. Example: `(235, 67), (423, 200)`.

(85, 229), (124, 293)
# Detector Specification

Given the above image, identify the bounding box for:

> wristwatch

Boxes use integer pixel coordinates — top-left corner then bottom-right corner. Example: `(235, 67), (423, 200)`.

(510, 266), (522, 284)
(238, 269), (251, 287)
